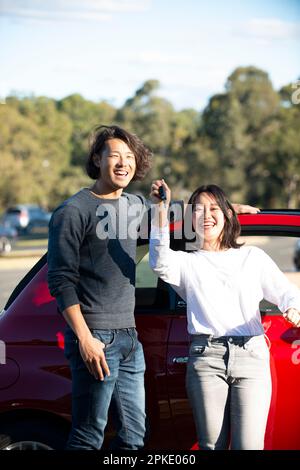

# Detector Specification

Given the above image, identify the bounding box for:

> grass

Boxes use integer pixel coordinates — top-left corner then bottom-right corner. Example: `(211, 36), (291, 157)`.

(15, 238), (48, 248)
(14, 238), (48, 248)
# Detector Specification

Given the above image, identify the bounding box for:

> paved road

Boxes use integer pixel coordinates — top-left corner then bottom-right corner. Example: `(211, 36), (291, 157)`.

(0, 269), (30, 310)
(0, 257), (42, 311)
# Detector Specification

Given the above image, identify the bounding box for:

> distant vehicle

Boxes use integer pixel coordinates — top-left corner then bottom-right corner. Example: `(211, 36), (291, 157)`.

(294, 239), (300, 271)
(2, 205), (51, 235)
(0, 223), (17, 255)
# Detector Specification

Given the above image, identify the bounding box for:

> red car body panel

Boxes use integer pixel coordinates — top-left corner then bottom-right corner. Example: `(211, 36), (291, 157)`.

(239, 213), (300, 227)
(0, 212), (299, 449)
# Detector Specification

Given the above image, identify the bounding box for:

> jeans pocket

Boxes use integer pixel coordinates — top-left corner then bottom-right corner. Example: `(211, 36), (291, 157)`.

(245, 337), (269, 360)
(64, 329), (79, 361)
(91, 329), (116, 350)
(64, 340), (78, 359)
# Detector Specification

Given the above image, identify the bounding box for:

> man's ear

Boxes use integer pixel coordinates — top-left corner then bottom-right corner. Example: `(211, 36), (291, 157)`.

(93, 154), (101, 168)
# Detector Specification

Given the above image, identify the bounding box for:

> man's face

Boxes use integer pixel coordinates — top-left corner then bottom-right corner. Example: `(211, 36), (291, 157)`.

(94, 138), (136, 190)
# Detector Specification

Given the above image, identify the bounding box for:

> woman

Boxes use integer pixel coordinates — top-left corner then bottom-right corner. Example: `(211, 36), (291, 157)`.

(149, 180), (300, 450)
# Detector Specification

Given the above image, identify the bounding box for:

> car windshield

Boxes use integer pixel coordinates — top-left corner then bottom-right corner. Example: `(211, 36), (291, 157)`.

(6, 209), (21, 214)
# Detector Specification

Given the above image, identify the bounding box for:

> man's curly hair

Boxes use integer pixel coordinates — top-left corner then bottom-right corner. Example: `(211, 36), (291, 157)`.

(86, 125), (152, 180)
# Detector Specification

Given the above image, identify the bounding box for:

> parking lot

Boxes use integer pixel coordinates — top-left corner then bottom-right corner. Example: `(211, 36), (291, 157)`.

(0, 257), (43, 310)
(0, 236), (47, 310)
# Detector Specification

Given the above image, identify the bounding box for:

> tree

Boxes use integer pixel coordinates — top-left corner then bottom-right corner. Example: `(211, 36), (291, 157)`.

(1, 70), (299, 211)
(0, 97), (73, 209)
(117, 80), (176, 194)
(58, 94), (116, 166)
(200, 66), (287, 205)
(252, 104), (300, 208)
(226, 66), (279, 132)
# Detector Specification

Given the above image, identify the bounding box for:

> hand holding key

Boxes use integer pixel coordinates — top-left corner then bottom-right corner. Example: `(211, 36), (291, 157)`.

(150, 179), (171, 205)
(158, 185), (167, 201)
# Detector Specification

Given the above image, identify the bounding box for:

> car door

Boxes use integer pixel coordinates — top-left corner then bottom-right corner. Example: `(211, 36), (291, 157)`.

(240, 215), (300, 450)
(134, 244), (179, 449)
(166, 222), (300, 450)
(166, 300), (196, 449)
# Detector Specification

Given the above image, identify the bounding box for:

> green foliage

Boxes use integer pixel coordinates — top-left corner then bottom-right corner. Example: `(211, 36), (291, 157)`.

(1, 68), (299, 210)
(57, 94), (116, 166)
(0, 97), (73, 210)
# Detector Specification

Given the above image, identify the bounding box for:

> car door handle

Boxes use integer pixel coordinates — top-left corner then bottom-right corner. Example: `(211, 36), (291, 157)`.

(172, 356), (188, 364)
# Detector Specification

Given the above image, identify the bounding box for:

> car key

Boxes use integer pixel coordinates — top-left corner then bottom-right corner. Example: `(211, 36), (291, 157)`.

(158, 185), (167, 201)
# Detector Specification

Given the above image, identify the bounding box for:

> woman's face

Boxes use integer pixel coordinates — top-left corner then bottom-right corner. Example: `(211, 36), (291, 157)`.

(192, 192), (226, 245)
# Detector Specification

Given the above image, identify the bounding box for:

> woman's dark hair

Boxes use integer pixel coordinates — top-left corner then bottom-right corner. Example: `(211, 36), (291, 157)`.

(187, 184), (243, 249)
(86, 125), (152, 180)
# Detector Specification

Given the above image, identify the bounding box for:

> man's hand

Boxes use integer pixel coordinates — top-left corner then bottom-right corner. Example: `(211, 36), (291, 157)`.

(283, 308), (300, 328)
(62, 305), (111, 381)
(150, 179), (171, 228)
(150, 179), (171, 205)
(79, 336), (110, 380)
(232, 203), (260, 214)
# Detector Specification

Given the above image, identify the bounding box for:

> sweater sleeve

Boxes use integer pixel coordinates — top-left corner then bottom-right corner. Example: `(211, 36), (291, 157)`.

(258, 248), (300, 312)
(149, 225), (187, 287)
(47, 204), (85, 312)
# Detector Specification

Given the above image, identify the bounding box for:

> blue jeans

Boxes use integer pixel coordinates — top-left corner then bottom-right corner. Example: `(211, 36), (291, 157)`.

(64, 327), (146, 450)
(186, 334), (272, 450)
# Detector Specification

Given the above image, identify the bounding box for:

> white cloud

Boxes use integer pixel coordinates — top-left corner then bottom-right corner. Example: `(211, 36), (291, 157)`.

(235, 17), (300, 42)
(131, 51), (196, 67)
(0, 0), (151, 22)
(128, 52), (231, 88)
(160, 67), (228, 90)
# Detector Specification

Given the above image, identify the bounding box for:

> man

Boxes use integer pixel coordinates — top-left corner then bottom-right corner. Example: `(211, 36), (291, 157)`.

(48, 124), (259, 450)
(47, 125), (151, 450)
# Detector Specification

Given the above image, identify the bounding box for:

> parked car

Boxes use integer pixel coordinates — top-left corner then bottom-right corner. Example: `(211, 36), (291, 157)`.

(2, 205), (51, 235)
(0, 223), (17, 255)
(0, 210), (299, 450)
(294, 239), (300, 271)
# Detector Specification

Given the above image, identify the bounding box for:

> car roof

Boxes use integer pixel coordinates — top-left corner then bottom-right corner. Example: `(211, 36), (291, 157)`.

(238, 210), (300, 236)
(170, 209), (300, 232)
(239, 209), (300, 225)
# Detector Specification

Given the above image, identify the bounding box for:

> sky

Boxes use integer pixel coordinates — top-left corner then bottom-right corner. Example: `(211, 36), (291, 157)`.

(0, 0), (300, 111)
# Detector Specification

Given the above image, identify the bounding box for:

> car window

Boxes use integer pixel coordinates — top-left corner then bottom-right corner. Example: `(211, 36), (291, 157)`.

(28, 209), (40, 216)
(29, 208), (45, 217)
(238, 235), (300, 315)
(6, 209), (21, 215)
(136, 252), (157, 289)
(238, 235), (298, 274)
(135, 246), (171, 311)
(170, 234), (300, 315)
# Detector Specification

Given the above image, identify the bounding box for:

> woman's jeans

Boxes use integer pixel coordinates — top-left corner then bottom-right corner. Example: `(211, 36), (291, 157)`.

(186, 334), (272, 450)
(64, 327), (146, 450)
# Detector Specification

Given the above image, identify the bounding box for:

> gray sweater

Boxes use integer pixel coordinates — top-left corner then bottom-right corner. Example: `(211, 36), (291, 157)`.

(47, 188), (148, 329)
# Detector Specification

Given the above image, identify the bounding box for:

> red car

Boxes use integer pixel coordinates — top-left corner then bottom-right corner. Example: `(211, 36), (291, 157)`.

(0, 210), (300, 450)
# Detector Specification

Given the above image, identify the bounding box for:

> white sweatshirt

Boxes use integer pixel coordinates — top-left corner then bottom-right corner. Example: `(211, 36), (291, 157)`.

(149, 226), (300, 337)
